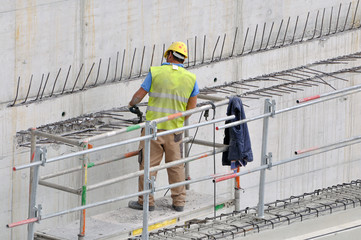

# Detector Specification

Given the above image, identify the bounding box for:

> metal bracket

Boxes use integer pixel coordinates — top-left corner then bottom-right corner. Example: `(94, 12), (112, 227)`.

(34, 204), (42, 222)
(150, 121), (158, 140)
(39, 147), (47, 166)
(266, 152), (273, 170)
(149, 176), (156, 195)
(268, 99), (276, 118)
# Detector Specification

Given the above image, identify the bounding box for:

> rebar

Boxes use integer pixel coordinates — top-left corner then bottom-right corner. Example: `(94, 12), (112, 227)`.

(81, 62), (95, 90)
(335, 3), (342, 33)
(139, 46), (145, 77)
(40, 72), (50, 99)
(129, 48), (136, 79)
(50, 68), (61, 97)
(230, 27), (238, 57)
(282, 17), (291, 46)
(71, 64), (83, 92)
(62, 65), (71, 94)
(343, 2), (352, 31)
(250, 24), (258, 52)
(22, 74), (33, 104)
(273, 19), (284, 47)
(94, 58), (101, 86)
(240, 27), (249, 54)
(114, 51), (119, 81)
(211, 35), (220, 62)
(291, 16), (299, 43)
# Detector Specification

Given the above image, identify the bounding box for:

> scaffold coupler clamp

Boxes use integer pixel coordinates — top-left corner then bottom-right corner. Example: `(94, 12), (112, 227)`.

(204, 101), (216, 120)
(150, 121), (158, 140)
(266, 152), (273, 170)
(149, 176), (156, 195)
(270, 99), (276, 118)
(34, 204), (42, 223)
(38, 147), (47, 166)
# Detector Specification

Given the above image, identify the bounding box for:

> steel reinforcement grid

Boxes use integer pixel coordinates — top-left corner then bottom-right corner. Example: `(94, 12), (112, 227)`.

(148, 179), (361, 239)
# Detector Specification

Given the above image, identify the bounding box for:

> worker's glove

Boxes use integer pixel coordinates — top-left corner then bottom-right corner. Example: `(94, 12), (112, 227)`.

(128, 104), (143, 123)
(129, 105), (141, 115)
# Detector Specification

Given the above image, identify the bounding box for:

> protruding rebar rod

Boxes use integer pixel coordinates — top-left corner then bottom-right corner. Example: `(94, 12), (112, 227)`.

(81, 62), (95, 90)
(10, 76), (20, 106)
(22, 75), (33, 104)
(139, 46), (145, 77)
(258, 22), (266, 51)
(62, 65), (71, 94)
(219, 34), (226, 60)
(230, 27), (238, 57)
(241, 27), (249, 54)
(265, 22), (274, 50)
(40, 72), (50, 99)
(319, 8), (326, 37)
(50, 68), (61, 97)
(335, 3), (342, 33)
(311, 11), (319, 39)
(343, 2), (352, 31)
(301, 12), (310, 41)
(129, 48), (136, 79)
(282, 17), (291, 46)
(94, 58), (101, 86)
(290, 16), (299, 43)
(315, 76), (336, 90)
(104, 57), (111, 83)
(194, 36), (197, 66)
(211, 35), (220, 62)
(274, 20), (283, 47)
(202, 35), (206, 63)
(352, 0), (360, 28)
(35, 74), (44, 101)
(161, 44), (165, 64)
(250, 24), (258, 52)
(328, 6), (334, 35)
(71, 64), (83, 93)
(120, 49), (125, 80)
(304, 67), (349, 81)
(114, 51), (119, 81)
(150, 44), (155, 67)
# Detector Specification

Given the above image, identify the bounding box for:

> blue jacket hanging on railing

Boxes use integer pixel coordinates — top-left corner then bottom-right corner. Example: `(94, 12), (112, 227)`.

(222, 97), (253, 167)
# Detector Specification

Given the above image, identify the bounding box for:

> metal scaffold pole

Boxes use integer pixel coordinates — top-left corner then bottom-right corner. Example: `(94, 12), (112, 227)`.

(78, 142), (89, 239)
(257, 99), (275, 218)
(28, 146), (46, 240)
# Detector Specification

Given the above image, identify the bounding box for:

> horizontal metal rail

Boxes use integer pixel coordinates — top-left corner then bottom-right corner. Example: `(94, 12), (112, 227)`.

(8, 135), (360, 228)
(217, 85), (361, 130)
(87, 146), (228, 191)
(214, 136), (361, 183)
(296, 83), (361, 103)
(82, 99), (230, 143)
(14, 115), (234, 171)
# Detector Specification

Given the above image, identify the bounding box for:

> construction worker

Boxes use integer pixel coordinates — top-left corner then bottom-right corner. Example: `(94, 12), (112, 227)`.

(127, 41), (199, 212)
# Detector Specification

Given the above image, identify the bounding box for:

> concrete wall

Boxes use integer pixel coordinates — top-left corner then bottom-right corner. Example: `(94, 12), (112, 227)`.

(1, 0), (361, 239)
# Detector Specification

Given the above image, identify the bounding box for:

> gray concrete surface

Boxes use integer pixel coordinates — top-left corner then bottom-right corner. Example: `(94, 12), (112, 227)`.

(1, 1), (361, 239)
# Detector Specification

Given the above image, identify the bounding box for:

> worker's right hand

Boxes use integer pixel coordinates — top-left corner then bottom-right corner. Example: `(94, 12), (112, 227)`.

(129, 105), (142, 115)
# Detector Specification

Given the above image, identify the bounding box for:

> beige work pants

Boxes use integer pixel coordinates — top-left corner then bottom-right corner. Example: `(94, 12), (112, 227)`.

(138, 129), (186, 207)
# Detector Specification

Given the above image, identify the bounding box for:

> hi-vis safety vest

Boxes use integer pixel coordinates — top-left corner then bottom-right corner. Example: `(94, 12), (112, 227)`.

(146, 64), (196, 130)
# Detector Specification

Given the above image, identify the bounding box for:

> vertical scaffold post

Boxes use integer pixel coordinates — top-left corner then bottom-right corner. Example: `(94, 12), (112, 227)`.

(257, 99), (275, 218)
(184, 118), (190, 190)
(78, 142), (89, 240)
(28, 145), (46, 240)
(142, 121), (156, 240)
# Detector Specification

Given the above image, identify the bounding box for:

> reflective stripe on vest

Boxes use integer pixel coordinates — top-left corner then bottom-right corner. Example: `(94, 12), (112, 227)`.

(146, 65), (196, 130)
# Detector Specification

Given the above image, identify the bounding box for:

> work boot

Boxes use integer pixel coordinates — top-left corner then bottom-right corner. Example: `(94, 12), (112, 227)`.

(128, 201), (155, 211)
(172, 205), (184, 212)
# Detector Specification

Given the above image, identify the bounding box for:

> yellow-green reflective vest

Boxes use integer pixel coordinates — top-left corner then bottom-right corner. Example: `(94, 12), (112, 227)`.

(146, 64), (196, 130)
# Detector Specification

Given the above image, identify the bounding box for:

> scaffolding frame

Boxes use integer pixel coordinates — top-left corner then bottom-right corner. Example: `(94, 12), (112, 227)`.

(7, 83), (361, 240)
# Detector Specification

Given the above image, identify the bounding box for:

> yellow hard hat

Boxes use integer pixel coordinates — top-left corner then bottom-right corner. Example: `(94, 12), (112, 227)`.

(164, 41), (188, 59)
